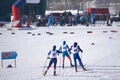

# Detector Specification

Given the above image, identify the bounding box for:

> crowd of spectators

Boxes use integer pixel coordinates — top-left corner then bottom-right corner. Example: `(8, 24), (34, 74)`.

(21, 12), (92, 27)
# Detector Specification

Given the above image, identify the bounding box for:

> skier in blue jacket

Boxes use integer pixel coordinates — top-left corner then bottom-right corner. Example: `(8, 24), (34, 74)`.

(43, 45), (61, 76)
(70, 42), (86, 72)
(59, 41), (74, 68)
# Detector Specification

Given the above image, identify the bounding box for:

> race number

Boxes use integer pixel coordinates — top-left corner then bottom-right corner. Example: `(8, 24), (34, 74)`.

(1, 51), (17, 60)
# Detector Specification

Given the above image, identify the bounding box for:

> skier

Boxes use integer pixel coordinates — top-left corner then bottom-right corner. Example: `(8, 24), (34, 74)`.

(59, 41), (74, 68)
(91, 12), (95, 24)
(43, 45), (60, 76)
(47, 15), (52, 27)
(70, 42), (86, 72)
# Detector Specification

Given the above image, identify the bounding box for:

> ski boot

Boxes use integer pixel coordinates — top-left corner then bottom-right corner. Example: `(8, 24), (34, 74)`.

(75, 67), (78, 72)
(54, 71), (57, 76)
(82, 67), (87, 71)
(70, 64), (74, 67)
(62, 64), (64, 69)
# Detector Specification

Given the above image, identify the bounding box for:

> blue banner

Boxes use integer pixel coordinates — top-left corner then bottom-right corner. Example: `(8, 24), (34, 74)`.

(1, 51), (17, 60)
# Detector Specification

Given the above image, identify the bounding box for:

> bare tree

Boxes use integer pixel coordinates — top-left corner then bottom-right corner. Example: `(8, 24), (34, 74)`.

(46, 0), (120, 14)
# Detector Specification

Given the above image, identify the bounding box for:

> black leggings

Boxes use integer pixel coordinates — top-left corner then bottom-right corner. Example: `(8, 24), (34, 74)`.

(48, 58), (57, 69)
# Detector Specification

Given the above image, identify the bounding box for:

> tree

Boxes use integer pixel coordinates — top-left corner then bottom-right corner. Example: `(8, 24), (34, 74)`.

(46, 0), (120, 14)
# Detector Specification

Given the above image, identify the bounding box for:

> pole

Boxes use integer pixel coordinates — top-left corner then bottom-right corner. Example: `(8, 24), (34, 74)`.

(1, 60), (3, 68)
(15, 59), (16, 68)
(42, 58), (48, 74)
(59, 55), (61, 75)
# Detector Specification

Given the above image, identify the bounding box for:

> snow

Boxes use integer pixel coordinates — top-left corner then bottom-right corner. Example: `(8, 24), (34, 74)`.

(0, 24), (120, 80)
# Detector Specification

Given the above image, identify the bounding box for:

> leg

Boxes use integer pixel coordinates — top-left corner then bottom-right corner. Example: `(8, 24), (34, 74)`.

(62, 57), (65, 68)
(74, 59), (77, 72)
(65, 51), (73, 67)
(78, 56), (86, 71)
(62, 52), (66, 68)
(43, 59), (53, 76)
(54, 58), (57, 76)
(67, 56), (74, 67)
(73, 54), (77, 72)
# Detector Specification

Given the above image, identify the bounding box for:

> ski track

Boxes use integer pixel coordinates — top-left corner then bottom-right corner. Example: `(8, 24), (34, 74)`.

(0, 25), (120, 80)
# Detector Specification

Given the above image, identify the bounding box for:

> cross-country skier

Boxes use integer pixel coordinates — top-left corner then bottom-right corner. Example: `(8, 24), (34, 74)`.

(43, 45), (60, 76)
(59, 41), (74, 68)
(70, 42), (86, 72)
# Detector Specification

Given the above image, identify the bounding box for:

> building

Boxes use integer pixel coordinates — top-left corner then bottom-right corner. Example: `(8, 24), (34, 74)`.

(0, 0), (46, 21)
(84, 0), (120, 14)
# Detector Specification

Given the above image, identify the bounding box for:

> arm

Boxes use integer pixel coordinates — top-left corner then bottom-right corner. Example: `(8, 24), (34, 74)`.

(66, 45), (71, 54)
(59, 46), (62, 52)
(78, 46), (83, 53)
(47, 50), (51, 59)
(69, 45), (73, 51)
(66, 45), (70, 51)
(56, 50), (62, 53)
(48, 50), (51, 55)
(68, 45), (73, 54)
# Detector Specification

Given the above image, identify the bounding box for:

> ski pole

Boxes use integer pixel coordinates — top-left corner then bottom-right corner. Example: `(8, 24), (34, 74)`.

(42, 57), (48, 73)
(59, 55), (61, 75)
(80, 53), (82, 60)
(41, 58), (48, 80)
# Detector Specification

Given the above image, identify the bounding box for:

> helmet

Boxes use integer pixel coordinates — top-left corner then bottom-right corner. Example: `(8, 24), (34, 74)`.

(63, 41), (66, 45)
(74, 42), (77, 47)
(53, 45), (56, 51)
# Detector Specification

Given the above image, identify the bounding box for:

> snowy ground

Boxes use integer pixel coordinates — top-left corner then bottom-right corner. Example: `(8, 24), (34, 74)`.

(0, 24), (120, 80)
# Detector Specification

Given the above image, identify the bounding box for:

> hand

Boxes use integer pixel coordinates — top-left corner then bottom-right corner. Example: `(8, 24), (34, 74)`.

(69, 52), (71, 55)
(58, 50), (62, 53)
(68, 49), (71, 52)
(47, 57), (50, 59)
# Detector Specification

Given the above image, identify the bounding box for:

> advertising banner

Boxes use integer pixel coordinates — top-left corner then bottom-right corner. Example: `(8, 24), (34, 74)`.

(26, 0), (40, 3)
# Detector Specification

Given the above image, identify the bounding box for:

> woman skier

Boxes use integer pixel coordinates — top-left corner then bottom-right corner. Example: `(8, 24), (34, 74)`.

(43, 45), (60, 76)
(70, 42), (86, 72)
